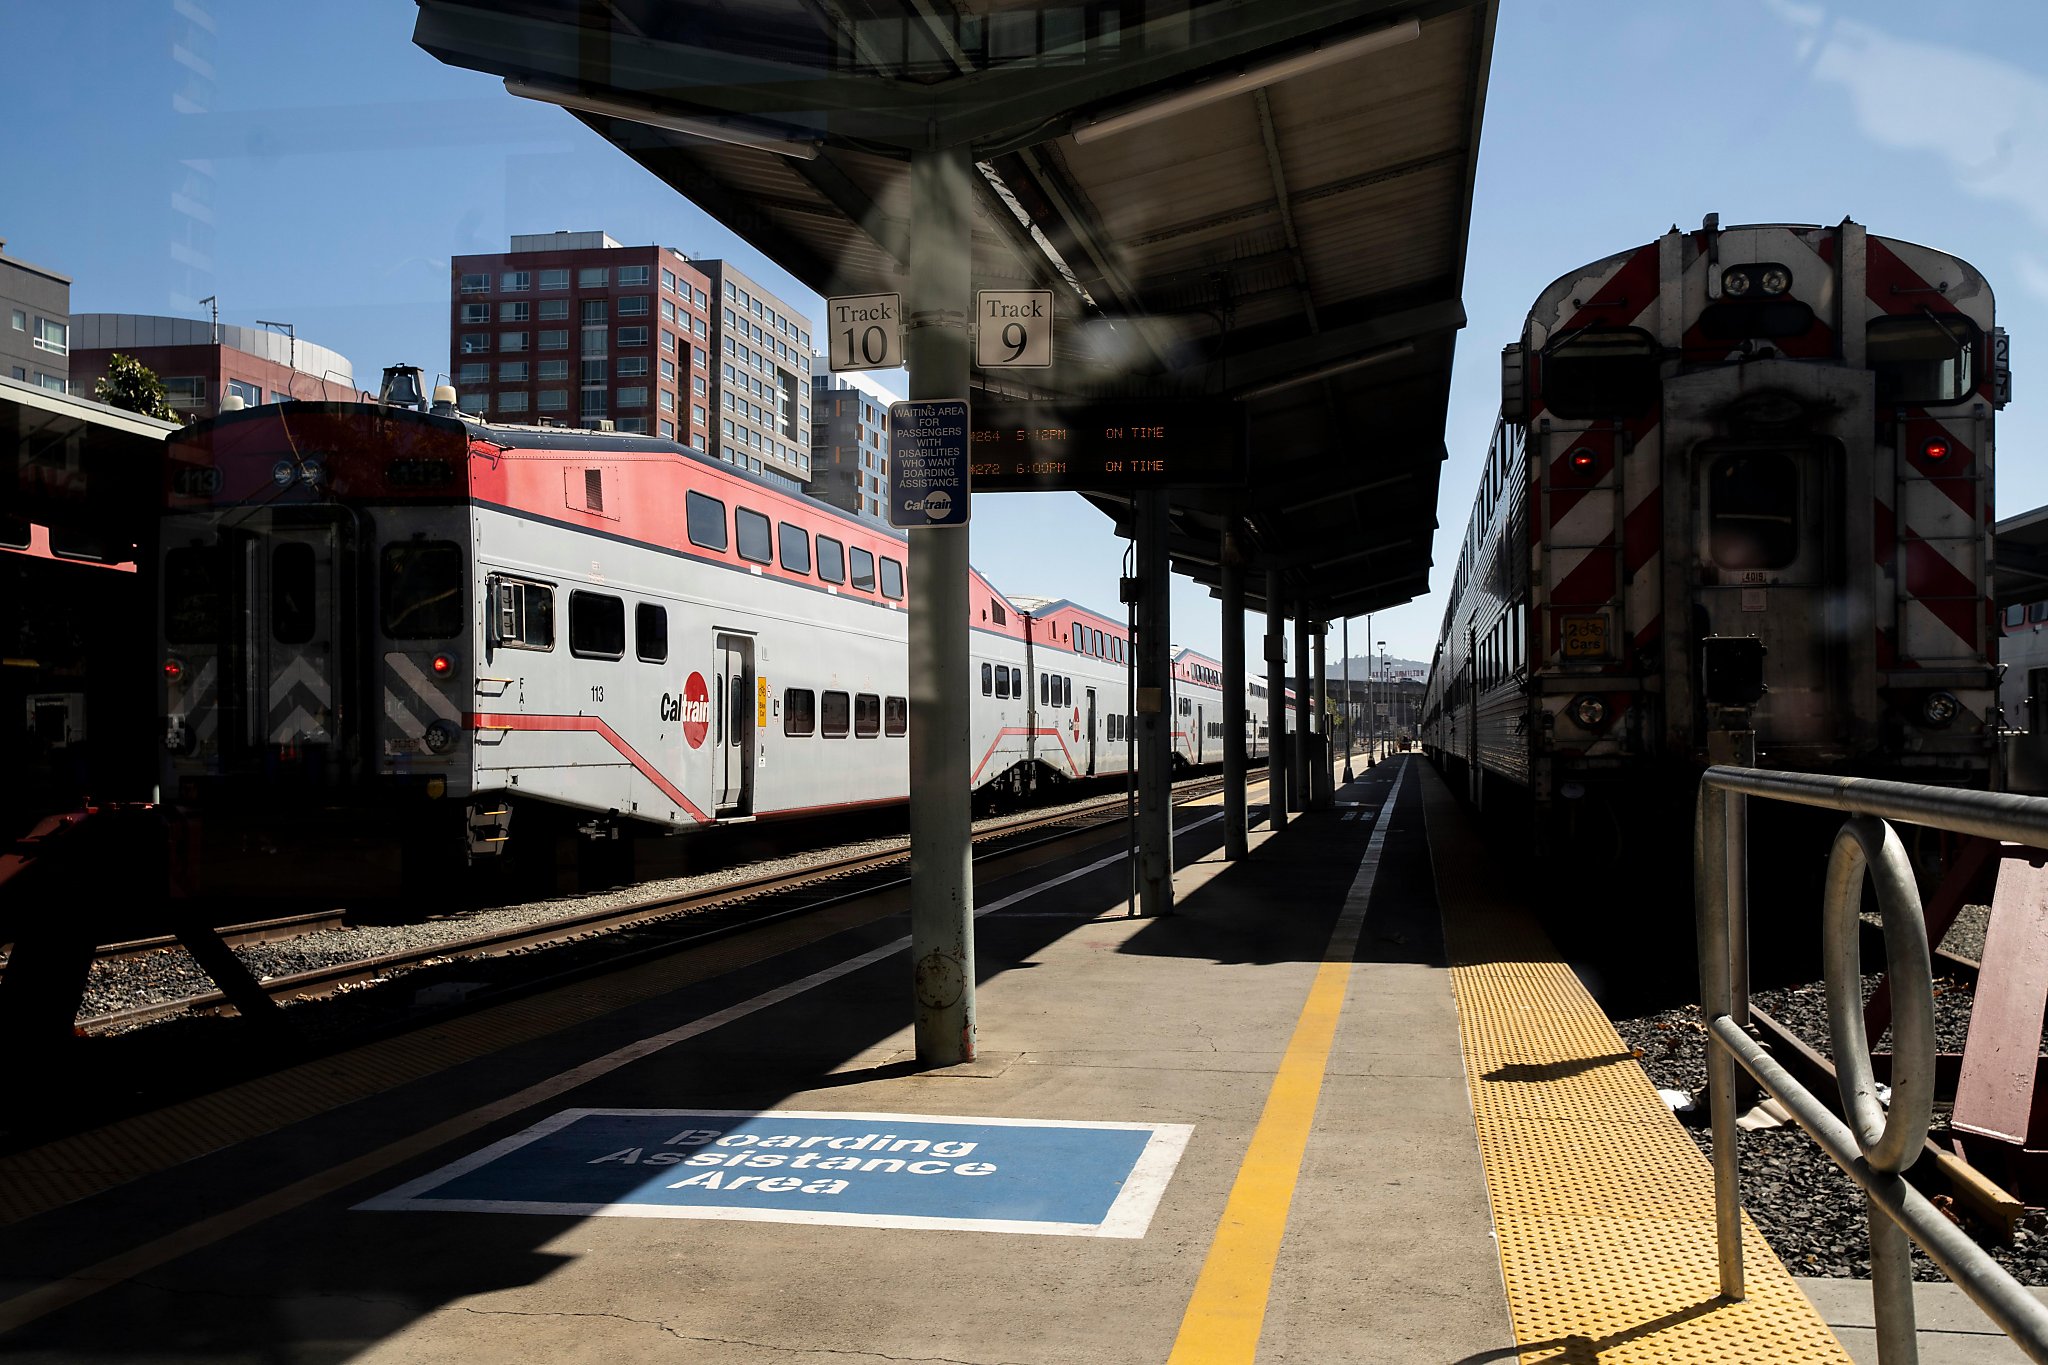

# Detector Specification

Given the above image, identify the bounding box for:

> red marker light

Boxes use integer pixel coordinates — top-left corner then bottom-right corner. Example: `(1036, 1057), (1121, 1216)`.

(430, 653), (454, 677)
(1568, 449), (1599, 474)
(1923, 438), (1951, 462)
(164, 659), (184, 682)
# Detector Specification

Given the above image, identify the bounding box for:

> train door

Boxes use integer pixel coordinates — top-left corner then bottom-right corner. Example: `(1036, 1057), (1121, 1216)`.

(713, 632), (754, 816)
(1693, 438), (1843, 748)
(1084, 687), (1098, 776)
(235, 510), (353, 784)
(1196, 704), (1206, 764)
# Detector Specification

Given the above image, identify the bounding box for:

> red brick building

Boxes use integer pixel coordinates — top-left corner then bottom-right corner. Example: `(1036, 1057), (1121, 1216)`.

(448, 232), (714, 454)
(70, 314), (356, 419)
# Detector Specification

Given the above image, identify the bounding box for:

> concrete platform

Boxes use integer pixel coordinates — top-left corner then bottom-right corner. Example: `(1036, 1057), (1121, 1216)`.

(0, 753), (2003, 1363)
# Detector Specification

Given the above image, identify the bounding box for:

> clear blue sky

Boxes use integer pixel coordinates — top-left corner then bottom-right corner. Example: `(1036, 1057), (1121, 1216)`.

(5, 1), (2045, 672)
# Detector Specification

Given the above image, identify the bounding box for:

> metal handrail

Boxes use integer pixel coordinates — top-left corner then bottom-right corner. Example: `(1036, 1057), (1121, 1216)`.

(1697, 764), (2048, 1365)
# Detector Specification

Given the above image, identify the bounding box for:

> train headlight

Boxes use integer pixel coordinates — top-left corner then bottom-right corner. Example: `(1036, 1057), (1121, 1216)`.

(1759, 266), (1792, 295)
(1572, 694), (1609, 728)
(1920, 691), (1960, 727)
(1721, 267), (1753, 297)
(424, 720), (460, 754)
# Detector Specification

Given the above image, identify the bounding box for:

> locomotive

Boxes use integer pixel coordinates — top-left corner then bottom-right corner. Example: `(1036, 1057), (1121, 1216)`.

(1421, 215), (2008, 851)
(155, 375), (1263, 885)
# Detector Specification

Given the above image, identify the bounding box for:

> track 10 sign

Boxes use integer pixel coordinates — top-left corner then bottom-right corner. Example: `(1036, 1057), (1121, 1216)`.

(827, 293), (903, 372)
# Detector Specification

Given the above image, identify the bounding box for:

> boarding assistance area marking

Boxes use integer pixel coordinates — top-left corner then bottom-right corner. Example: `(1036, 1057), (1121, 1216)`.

(358, 1108), (1192, 1237)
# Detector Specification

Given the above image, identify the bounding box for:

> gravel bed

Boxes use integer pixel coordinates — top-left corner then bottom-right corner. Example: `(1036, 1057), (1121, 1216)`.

(76, 791), (1129, 1022)
(1614, 987), (2048, 1284)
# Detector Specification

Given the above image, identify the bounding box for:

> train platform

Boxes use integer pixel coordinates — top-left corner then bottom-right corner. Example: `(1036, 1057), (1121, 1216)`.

(0, 755), (1936, 1362)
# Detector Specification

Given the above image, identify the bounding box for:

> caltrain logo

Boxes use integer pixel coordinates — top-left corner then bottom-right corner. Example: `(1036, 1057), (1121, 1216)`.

(664, 672), (712, 748)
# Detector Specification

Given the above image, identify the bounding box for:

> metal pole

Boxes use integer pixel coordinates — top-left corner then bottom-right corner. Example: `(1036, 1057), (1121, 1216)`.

(1341, 617), (1353, 783)
(1312, 621), (1329, 809)
(1136, 490), (1173, 915)
(1364, 612), (1374, 765)
(905, 144), (976, 1065)
(1696, 783), (1745, 1300)
(1221, 528), (1249, 860)
(1266, 578), (1288, 831)
(1292, 613), (1311, 814)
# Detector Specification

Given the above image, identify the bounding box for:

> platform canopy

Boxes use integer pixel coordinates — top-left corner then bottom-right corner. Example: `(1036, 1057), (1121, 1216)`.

(414, 0), (1497, 619)
(1, 375), (178, 557)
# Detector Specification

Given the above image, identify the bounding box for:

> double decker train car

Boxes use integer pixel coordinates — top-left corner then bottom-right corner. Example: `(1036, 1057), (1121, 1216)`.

(1422, 215), (2008, 849)
(155, 375), (1264, 883)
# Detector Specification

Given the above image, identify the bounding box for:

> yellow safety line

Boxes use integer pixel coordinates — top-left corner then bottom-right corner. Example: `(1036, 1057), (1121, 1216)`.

(1423, 768), (1848, 1363)
(1167, 759), (1401, 1363)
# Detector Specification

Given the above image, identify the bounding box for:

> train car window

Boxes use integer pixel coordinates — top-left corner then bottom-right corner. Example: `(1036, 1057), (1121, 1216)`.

(271, 542), (317, 644)
(0, 514), (29, 548)
(164, 546), (223, 643)
(1699, 298), (1816, 340)
(636, 603), (668, 663)
(885, 695), (907, 736)
(381, 541), (464, 639)
(736, 507), (773, 564)
(568, 591), (626, 659)
(1040, 672), (1049, 704)
(494, 577), (554, 650)
(981, 663), (992, 695)
(850, 546), (877, 593)
(784, 687), (815, 736)
(2005, 604), (2027, 630)
(881, 558), (904, 600)
(855, 693), (881, 738)
(1870, 315), (1978, 405)
(1707, 451), (1801, 570)
(2032, 602), (2048, 625)
(778, 522), (811, 575)
(1541, 327), (1659, 418)
(816, 535), (846, 584)
(991, 597), (1007, 626)
(995, 666), (1010, 699)
(685, 491), (728, 551)
(821, 690), (850, 738)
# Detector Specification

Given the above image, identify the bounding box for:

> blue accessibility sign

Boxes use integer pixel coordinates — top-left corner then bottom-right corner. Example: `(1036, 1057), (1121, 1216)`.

(887, 398), (970, 529)
(358, 1108), (1192, 1237)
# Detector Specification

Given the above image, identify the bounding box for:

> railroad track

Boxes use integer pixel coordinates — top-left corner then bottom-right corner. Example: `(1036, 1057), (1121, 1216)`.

(80, 775), (1233, 1034)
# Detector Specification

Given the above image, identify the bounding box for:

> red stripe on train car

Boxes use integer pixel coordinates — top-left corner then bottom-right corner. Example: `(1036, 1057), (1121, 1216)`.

(971, 726), (1074, 783)
(468, 712), (713, 824)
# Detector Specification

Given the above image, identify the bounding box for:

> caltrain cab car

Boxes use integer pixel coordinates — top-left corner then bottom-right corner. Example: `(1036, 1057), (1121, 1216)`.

(1426, 216), (2008, 849)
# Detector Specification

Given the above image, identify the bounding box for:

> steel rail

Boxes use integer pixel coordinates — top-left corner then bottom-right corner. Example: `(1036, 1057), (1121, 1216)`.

(80, 777), (1230, 1033)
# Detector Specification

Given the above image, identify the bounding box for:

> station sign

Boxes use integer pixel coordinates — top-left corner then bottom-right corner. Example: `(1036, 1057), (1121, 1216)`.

(976, 290), (1055, 368)
(826, 292), (903, 372)
(968, 399), (1248, 492)
(888, 398), (970, 528)
(357, 1108), (1193, 1237)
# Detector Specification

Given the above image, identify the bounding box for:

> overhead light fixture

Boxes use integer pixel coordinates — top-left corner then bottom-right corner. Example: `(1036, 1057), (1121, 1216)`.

(1072, 19), (1422, 145)
(504, 78), (821, 160)
(1235, 341), (1415, 401)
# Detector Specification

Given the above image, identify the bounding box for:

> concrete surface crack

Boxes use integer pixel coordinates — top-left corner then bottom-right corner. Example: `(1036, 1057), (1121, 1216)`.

(455, 1309), (1027, 1362)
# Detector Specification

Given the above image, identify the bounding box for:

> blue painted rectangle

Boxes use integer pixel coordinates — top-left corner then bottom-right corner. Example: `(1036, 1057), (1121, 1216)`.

(358, 1108), (1192, 1238)
(887, 399), (970, 528)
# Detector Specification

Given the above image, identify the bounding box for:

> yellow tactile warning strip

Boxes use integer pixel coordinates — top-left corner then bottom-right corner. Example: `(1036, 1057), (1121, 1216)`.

(1423, 768), (1851, 1364)
(0, 890), (910, 1228)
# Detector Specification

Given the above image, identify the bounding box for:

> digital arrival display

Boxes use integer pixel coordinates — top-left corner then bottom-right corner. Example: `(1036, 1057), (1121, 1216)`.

(967, 399), (1248, 492)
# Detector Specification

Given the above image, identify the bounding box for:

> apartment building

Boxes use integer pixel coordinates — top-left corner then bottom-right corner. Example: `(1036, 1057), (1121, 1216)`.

(448, 232), (714, 447)
(1, 240), (72, 395)
(807, 370), (895, 523)
(696, 259), (814, 488)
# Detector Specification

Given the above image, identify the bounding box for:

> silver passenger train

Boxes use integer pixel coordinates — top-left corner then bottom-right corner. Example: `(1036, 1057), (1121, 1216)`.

(156, 378), (1270, 878)
(1422, 217), (2007, 850)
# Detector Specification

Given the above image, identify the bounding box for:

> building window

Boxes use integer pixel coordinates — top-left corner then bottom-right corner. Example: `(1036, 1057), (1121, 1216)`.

(538, 358), (569, 381)
(661, 268), (676, 292)
(578, 267), (609, 288)
(619, 295), (649, 317)
(692, 434), (706, 451)
(539, 298), (569, 321)
(580, 391), (607, 417)
(459, 272), (488, 294)
(660, 358), (676, 381)
(659, 418), (676, 438)
(663, 331), (677, 352)
(501, 270), (530, 291)
(163, 376), (207, 407)
(618, 326), (649, 346)
(224, 378), (260, 407)
(539, 329), (568, 350)
(538, 389), (568, 411)
(581, 298), (608, 322)
(618, 264), (649, 286)
(691, 404), (706, 424)
(460, 303), (489, 324)
(694, 375), (706, 394)
(659, 391), (675, 411)
(460, 391), (489, 412)
(499, 301), (529, 322)
(691, 315), (707, 338)
(8, 309), (23, 330)
(617, 386), (649, 407)
(459, 362), (488, 384)
(499, 391), (529, 413)
(539, 267), (569, 290)
(582, 326), (608, 356)
(617, 356), (648, 377)
(500, 331), (529, 352)
(661, 299), (676, 322)
(618, 417), (647, 433)
(499, 361), (528, 382)
(581, 358), (608, 384)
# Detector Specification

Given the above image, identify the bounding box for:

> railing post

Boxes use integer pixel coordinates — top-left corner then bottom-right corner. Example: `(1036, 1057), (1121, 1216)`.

(1696, 775), (1744, 1301)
